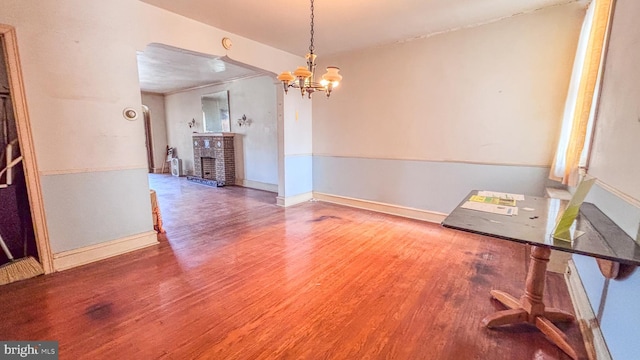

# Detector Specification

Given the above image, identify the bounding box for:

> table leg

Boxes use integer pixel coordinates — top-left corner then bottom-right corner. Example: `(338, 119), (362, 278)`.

(482, 245), (578, 360)
(536, 317), (579, 360)
(489, 290), (520, 309)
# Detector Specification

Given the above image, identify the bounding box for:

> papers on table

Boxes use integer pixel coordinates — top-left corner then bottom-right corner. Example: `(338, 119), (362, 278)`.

(460, 190), (524, 216)
(461, 201), (518, 216)
(477, 191), (525, 201)
(469, 195), (516, 207)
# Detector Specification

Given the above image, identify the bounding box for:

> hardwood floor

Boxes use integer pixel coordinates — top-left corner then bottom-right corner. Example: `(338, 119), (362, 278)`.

(0, 174), (586, 359)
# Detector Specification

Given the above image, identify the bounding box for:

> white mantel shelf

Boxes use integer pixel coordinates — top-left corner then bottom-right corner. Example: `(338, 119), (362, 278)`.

(192, 132), (235, 137)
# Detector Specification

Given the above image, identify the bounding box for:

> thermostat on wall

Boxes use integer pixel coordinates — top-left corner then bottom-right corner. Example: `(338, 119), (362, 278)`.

(123, 107), (138, 121)
(222, 37), (233, 50)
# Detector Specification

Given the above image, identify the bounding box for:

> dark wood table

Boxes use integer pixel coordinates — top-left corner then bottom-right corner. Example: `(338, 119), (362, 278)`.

(442, 191), (640, 360)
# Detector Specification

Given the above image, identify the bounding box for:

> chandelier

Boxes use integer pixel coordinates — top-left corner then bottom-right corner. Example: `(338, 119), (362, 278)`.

(277, 0), (342, 98)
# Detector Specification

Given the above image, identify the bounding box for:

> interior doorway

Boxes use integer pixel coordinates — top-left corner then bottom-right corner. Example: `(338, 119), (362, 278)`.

(0, 25), (53, 274)
(137, 44), (279, 189)
(0, 33), (38, 265)
(142, 105), (154, 173)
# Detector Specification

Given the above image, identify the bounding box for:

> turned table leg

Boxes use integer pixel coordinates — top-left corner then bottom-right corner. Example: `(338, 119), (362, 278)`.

(482, 245), (578, 360)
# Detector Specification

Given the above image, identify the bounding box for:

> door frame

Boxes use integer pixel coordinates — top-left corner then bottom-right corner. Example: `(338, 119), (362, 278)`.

(1, 24), (54, 274)
(142, 105), (155, 172)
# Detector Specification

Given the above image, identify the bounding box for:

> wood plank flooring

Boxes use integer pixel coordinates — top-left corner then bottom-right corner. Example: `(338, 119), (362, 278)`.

(0, 174), (586, 359)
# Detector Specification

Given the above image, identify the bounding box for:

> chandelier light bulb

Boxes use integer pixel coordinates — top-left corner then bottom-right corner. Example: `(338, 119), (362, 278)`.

(322, 67), (342, 88)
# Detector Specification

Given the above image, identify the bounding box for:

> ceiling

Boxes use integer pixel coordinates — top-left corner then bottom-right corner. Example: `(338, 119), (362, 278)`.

(140, 0), (586, 56)
(137, 44), (265, 94)
(137, 0), (587, 94)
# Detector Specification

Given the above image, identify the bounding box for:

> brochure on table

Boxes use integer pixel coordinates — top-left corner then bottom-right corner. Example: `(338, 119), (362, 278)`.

(552, 177), (597, 242)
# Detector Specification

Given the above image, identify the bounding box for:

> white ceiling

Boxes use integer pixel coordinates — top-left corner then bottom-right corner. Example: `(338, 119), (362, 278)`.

(137, 44), (266, 94)
(140, 0), (586, 56)
(137, 0), (587, 94)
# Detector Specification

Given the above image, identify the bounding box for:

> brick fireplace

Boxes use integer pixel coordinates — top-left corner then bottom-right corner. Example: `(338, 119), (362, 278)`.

(190, 133), (235, 186)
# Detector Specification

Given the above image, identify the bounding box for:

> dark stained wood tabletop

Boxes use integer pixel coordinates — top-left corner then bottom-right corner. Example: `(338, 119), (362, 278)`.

(442, 191), (640, 266)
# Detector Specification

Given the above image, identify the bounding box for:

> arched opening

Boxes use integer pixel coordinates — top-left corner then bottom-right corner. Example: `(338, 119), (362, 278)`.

(137, 43), (280, 195)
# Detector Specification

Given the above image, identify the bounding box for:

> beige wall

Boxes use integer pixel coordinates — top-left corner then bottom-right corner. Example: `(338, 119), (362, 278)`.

(311, 2), (585, 215)
(313, 3), (585, 167)
(587, 2), (640, 201)
(1, 0), (147, 173)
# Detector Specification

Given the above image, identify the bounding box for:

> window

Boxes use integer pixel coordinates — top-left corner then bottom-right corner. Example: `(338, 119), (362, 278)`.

(550, 0), (613, 186)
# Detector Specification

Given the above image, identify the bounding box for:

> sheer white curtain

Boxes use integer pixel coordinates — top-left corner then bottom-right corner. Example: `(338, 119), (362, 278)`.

(550, 0), (613, 185)
(550, 2), (596, 181)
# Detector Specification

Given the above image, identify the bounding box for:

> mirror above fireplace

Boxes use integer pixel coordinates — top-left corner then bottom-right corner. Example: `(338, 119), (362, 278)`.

(201, 90), (230, 132)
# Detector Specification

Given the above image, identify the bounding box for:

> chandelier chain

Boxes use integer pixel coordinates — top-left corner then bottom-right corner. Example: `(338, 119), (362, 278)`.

(309, 0), (315, 54)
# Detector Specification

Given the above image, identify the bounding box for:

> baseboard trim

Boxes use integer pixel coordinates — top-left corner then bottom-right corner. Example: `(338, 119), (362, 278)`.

(565, 260), (611, 360)
(53, 231), (159, 271)
(312, 192), (447, 224)
(236, 178), (278, 193)
(276, 192), (313, 207)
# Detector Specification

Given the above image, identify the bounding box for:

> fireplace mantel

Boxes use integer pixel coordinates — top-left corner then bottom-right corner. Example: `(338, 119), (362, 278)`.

(192, 132), (235, 137)
(190, 133), (235, 186)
